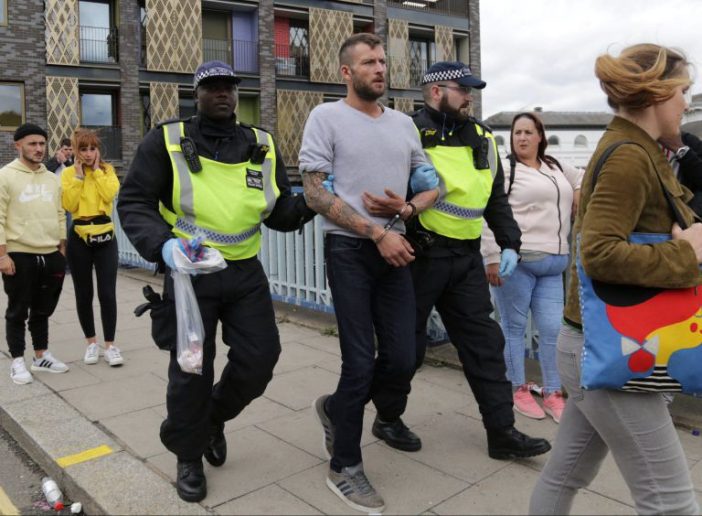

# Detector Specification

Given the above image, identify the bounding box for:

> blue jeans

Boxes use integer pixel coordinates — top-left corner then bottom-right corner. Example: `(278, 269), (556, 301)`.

(491, 254), (568, 393)
(324, 235), (416, 471)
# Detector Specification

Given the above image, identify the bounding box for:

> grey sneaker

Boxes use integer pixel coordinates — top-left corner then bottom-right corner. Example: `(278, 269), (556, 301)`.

(30, 351), (68, 373)
(326, 463), (385, 513)
(312, 395), (334, 459)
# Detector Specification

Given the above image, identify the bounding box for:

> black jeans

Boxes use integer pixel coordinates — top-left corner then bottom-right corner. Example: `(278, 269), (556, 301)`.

(406, 250), (515, 431)
(66, 228), (118, 341)
(159, 257), (281, 461)
(2, 251), (66, 357)
(324, 235), (416, 470)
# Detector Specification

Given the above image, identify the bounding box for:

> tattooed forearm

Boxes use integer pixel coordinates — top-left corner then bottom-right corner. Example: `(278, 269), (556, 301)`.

(303, 172), (380, 239)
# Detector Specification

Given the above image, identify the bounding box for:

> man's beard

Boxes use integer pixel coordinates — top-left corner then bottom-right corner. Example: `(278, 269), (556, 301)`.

(439, 95), (471, 121)
(352, 75), (385, 101)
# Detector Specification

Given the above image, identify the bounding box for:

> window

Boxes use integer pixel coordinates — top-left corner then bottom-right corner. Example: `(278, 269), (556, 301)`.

(409, 39), (436, 87)
(237, 96), (260, 126)
(80, 90), (121, 160)
(574, 134), (588, 147)
(203, 10), (232, 65)
(274, 17), (309, 77)
(0, 0), (7, 26)
(547, 135), (560, 146)
(0, 83), (24, 130)
(179, 97), (196, 120)
(79, 0), (118, 63)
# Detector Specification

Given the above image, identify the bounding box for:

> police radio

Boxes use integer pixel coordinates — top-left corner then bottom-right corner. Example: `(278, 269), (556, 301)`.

(473, 136), (490, 170)
(180, 137), (202, 173)
(248, 143), (270, 165)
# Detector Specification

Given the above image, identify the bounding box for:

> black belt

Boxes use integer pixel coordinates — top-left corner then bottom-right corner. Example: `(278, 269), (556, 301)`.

(73, 215), (111, 226)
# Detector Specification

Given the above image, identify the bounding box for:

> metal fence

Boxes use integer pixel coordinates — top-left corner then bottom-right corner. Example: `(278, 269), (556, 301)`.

(275, 44), (310, 77)
(387, 0), (469, 17)
(80, 25), (118, 64)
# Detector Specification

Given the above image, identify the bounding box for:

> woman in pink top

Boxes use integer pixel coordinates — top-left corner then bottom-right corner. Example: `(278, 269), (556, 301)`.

(482, 112), (582, 423)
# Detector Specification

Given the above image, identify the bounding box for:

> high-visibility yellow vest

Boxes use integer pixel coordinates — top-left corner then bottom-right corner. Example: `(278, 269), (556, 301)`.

(159, 122), (280, 260)
(418, 124), (498, 240)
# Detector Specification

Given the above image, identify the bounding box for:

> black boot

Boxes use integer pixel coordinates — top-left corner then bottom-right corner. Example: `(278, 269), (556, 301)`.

(176, 458), (207, 502)
(204, 422), (227, 467)
(487, 426), (551, 460)
(372, 416), (422, 452)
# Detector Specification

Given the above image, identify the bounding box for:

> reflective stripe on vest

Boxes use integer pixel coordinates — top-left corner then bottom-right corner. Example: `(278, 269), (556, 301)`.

(160, 122), (279, 260)
(419, 124), (498, 240)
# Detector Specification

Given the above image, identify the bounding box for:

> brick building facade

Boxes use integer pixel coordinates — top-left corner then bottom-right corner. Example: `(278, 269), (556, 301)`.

(0, 0), (478, 176)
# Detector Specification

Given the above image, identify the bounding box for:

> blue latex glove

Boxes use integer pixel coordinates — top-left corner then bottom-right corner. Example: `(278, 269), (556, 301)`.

(161, 236), (205, 271)
(322, 174), (335, 194)
(499, 249), (519, 278)
(410, 164), (439, 193)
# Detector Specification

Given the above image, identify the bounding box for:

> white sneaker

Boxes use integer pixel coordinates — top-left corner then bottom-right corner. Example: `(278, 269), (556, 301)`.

(30, 351), (69, 374)
(104, 346), (124, 367)
(84, 343), (100, 365)
(10, 357), (32, 385)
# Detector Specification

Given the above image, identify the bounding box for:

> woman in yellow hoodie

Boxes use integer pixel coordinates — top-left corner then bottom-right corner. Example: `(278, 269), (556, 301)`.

(62, 129), (122, 366)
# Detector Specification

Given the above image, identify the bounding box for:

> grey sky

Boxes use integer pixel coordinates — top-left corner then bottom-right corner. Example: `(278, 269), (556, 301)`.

(480, 0), (702, 117)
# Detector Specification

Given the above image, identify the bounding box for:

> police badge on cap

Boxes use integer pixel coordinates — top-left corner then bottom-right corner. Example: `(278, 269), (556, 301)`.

(193, 60), (241, 89)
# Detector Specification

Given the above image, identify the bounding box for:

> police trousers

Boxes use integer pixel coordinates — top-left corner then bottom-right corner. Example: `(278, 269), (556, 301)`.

(381, 248), (515, 431)
(159, 257), (281, 461)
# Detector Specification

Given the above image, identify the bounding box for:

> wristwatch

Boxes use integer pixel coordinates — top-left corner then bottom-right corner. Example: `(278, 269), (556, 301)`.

(673, 145), (690, 160)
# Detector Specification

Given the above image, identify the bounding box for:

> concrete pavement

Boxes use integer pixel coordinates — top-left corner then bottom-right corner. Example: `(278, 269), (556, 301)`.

(0, 269), (700, 514)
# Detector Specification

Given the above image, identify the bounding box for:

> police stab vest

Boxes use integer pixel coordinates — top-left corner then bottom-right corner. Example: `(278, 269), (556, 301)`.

(159, 122), (280, 260)
(419, 124), (498, 240)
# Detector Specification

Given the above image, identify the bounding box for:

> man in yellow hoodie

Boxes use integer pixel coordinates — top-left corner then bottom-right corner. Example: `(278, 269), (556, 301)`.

(0, 123), (69, 384)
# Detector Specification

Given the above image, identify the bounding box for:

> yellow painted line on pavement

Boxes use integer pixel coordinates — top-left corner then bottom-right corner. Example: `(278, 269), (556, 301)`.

(0, 485), (19, 516)
(56, 444), (114, 468)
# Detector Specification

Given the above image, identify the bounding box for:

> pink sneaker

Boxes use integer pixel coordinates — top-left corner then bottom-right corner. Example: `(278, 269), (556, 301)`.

(543, 391), (566, 423)
(513, 384), (546, 420)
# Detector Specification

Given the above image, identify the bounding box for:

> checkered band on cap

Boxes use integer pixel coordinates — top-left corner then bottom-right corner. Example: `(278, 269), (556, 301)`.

(421, 68), (472, 85)
(193, 65), (237, 88)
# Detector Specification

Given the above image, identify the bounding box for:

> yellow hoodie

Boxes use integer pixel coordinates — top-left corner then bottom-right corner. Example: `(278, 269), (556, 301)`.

(0, 158), (66, 254)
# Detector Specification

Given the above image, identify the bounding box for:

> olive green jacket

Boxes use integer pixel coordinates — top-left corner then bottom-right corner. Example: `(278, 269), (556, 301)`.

(564, 116), (701, 324)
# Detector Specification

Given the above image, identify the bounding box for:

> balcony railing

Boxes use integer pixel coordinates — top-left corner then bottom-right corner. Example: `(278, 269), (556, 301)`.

(387, 55), (431, 89)
(80, 25), (118, 64)
(275, 44), (309, 77)
(203, 38), (259, 74)
(388, 0), (469, 17)
(84, 125), (122, 161)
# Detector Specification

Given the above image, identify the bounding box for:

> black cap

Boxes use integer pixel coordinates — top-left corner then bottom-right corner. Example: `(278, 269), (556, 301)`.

(13, 123), (48, 142)
(193, 60), (241, 89)
(421, 61), (486, 89)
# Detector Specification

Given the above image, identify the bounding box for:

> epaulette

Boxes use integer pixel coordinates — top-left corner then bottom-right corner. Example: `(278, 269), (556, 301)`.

(469, 116), (493, 135)
(155, 116), (194, 129)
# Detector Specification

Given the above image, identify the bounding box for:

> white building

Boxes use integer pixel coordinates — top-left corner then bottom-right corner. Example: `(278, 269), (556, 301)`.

(484, 109), (612, 168)
(682, 93), (702, 137)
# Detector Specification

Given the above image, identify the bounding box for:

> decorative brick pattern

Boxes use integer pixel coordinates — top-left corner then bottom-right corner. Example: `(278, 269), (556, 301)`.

(309, 8), (353, 84)
(276, 90), (323, 167)
(45, 76), (80, 154)
(388, 18), (409, 89)
(45, 0), (79, 66)
(145, 0), (201, 73)
(394, 97), (414, 114)
(435, 25), (454, 62)
(149, 82), (179, 127)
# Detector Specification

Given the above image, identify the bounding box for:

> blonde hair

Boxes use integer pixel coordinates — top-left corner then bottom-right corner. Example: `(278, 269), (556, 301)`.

(595, 43), (691, 111)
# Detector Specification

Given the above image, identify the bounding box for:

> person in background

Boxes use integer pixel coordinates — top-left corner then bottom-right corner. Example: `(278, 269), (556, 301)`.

(62, 129), (122, 367)
(0, 123), (68, 384)
(482, 112), (583, 424)
(46, 138), (74, 176)
(660, 130), (702, 215)
(529, 44), (700, 515)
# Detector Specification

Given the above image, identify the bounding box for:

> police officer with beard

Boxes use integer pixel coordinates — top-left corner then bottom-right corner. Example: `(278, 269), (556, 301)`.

(364, 62), (552, 460)
(118, 61), (315, 502)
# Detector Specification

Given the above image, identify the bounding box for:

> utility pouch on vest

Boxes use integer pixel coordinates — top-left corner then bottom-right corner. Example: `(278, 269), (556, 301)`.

(134, 285), (176, 351)
(248, 142), (270, 164)
(73, 216), (115, 247)
(473, 136), (490, 170)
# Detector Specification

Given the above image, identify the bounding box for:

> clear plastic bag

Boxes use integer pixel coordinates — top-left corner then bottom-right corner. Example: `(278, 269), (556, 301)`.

(170, 240), (227, 374)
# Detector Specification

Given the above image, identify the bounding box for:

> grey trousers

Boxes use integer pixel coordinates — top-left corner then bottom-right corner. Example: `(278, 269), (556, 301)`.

(529, 324), (699, 515)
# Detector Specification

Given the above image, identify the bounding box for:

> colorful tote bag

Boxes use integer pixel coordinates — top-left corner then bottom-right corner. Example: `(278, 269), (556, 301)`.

(576, 141), (702, 394)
